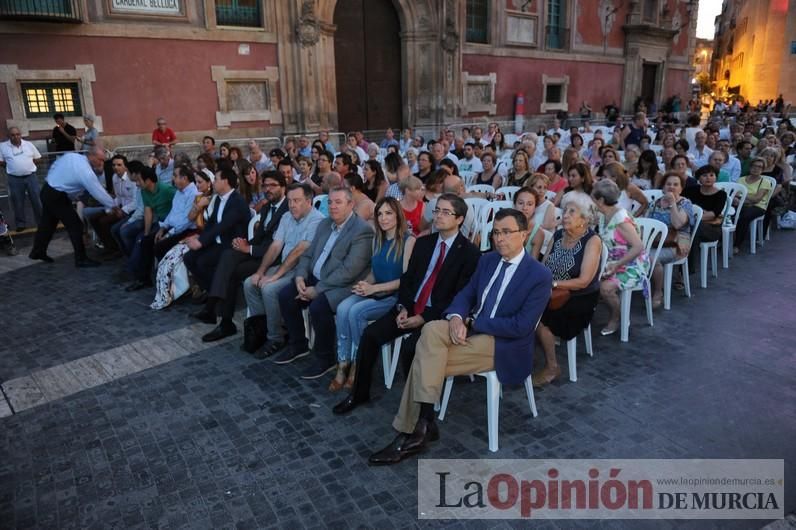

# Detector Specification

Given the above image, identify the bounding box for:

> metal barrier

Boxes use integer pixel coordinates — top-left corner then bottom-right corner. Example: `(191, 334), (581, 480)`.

(218, 137), (283, 154)
(280, 132), (346, 152)
(114, 142), (203, 164)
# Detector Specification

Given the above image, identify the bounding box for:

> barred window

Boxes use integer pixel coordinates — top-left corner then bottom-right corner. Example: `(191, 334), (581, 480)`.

(466, 0), (489, 44)
(216, 0), (261, 28)
(21, 83), (81, 118)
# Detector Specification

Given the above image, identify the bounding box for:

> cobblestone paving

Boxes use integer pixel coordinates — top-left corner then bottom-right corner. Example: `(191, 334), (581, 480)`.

(0, 232), (794, 529)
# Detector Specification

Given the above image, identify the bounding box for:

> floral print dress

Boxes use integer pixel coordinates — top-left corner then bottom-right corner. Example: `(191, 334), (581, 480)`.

(599, 208), (649, 290)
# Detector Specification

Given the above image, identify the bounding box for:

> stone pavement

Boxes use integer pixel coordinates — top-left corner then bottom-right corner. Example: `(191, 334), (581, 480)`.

(0, 231), (794, 529)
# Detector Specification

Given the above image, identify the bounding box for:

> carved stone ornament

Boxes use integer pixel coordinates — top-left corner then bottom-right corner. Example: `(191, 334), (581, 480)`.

(441, 19), (459, 53)
(296, 0), (320, 47)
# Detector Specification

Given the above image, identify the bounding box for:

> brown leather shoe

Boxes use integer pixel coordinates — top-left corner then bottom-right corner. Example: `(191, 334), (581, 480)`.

(343, 362), (356, 391)
(532, 365), (562, 388)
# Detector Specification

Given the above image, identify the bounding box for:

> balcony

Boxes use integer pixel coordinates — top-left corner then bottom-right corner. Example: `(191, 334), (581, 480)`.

(545, 25), (570, 51)
(0, 0), (81, 22)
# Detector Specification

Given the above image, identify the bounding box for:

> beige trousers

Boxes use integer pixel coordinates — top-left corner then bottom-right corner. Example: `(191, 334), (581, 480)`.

(392, 320), (495, 433)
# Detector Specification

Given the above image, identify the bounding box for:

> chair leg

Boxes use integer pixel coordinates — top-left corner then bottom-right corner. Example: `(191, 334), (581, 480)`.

(584, 324), (593, 357)
(682, 262), (691, 298)
(700, 245), (709, 289)
(486, 373), (500, 452)
(566, 338), (577, 382)
(302, 309), (314, 349)
(645, 287), (654, 327)
(385, 335), (404, 389)
(663, 264), (672, 310)
(620, 289), (631, 343)
(710, 245), (718, 278)
(750, 220), (757, 254)
(524, 376), (538, 417)
(722, 230), (730, 269)
(381, 343), (391, 388)
(438, 376), (454, 421)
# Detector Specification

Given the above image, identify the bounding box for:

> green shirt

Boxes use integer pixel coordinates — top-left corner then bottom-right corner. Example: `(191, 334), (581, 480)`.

(142, 181), (176, 221)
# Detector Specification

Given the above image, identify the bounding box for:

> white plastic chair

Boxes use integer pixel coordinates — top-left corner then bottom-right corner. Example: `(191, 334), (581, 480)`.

(474, 202), (498, 252)
(749, 176), (776, 254)
(467, 184), (495, 195)
(554, 207), (563, 227)
(619, 218), (668, 342)
(495, 186), (520, 201)
(438, 371), (538, 453)
(247, 213), (261, 240)
(540, 229), (554, 255)
(380, 333), (411, 389)
(713, 182), (747, 269)
(545, 190), (558, 202)
(662, 205), (703, 310)
(313, 194), (328, 214)
(563, 243), (608, 382)
(491, 200), (514, 211)
(642, 189), (664, 205)
(459, 170), (477, 187)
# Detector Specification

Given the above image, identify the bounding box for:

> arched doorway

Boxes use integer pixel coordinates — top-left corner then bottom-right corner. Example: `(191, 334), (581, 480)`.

(333, 0), (403, 133)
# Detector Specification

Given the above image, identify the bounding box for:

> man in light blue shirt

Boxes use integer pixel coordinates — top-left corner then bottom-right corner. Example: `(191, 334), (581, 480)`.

(154, 146), (174, 185)
(30, 145), (114, 267)
(126, 164), (198, 291)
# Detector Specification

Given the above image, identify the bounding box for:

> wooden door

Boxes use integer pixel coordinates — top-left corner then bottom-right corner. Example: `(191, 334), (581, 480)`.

(641, 63), (658, 106)
(334, 0), (402, 133)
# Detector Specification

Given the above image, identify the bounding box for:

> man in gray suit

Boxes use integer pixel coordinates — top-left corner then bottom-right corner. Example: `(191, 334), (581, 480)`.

(275, 186), (374, 379)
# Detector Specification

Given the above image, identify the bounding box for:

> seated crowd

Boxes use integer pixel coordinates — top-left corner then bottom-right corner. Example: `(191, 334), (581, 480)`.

(68, 111), (792, 464)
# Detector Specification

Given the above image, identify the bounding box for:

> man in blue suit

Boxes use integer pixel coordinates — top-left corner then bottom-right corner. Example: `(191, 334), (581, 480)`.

(369, 208), (552, 465)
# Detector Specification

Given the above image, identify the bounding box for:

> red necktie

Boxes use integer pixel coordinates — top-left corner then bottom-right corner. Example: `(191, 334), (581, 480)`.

(413, 241), (446, 316)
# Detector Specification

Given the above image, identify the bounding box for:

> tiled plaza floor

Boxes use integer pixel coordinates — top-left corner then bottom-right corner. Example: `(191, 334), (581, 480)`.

(1, 231), (794, 529)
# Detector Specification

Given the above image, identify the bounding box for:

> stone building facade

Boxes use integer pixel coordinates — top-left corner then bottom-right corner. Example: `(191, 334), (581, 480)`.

(710, 0), (795, 105)
(0, 0), (697, 146)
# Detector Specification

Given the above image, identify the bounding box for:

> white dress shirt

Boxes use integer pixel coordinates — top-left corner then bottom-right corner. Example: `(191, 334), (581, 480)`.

(0, 139), (41, 176)
(46, 152), (114, 209)
(688, 146), (713, 168)
(214, 189), (234, 244)
(474, 250), (524, 319)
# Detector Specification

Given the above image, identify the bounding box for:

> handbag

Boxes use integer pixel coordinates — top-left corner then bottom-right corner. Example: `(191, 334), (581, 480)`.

(547, 286), (571, 310)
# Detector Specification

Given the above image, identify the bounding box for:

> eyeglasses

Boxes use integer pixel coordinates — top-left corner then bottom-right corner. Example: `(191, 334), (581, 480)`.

(490, 229), (522, 238)
(432, 208), (457, 217)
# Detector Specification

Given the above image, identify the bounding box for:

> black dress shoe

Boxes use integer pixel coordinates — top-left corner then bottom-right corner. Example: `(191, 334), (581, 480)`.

(191, 308), (217, 325)
(403, 418), (440, 453)
(271, 346), (310, 365)
(253, 339), (285, 359)
(28, 251), (54, 263)
(300, 357), (336, 380)
(202, 322), (238, 342)
(332, 394), (369, 415)
(125, 279), (151, 292)
(368, 434), (418, 466)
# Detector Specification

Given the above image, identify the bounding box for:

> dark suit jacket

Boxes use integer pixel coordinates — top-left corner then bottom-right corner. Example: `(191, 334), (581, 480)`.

(198, 190), (250, 249)
(295, 213), (374, 310)
(398, 232), (480, 323)
(446, 251), (552, 385)
(250, 198), (289, 260)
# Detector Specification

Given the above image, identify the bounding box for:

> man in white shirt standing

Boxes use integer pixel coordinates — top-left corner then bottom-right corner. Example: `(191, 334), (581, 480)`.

(30, 145), (115, 267)
(0, 127), (42, 232)
(688, 130), (713, 168)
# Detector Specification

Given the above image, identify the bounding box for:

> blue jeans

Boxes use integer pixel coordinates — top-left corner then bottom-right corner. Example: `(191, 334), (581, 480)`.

(111, 218), (143, 256)
(335, 294), (397, 362)
(7, 173), (42, 229)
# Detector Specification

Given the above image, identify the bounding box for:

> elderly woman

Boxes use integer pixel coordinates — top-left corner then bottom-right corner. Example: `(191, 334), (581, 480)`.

(601, 162), (649, 216)
(475, 152), (502, 188)
(151, 169), (216, 310)
(506, 150), (532, 187)
(555, 161), (593, 206)
(332, 198), (415, 391)
(623, 145), (641, 172)
(684, 165), (727, 273)
(646, 171), (695, 306)
(528, 173), (558, 230)
(513, 186), (546, 259)
(76, 115), (99, 148)
(592, 180), (649, 335)
(734, 157), (775, 254)
(534, 191), (602, 386)
(759, 146), (791, 234)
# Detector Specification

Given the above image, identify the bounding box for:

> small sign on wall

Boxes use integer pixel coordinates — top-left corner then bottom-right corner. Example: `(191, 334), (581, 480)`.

(111, 0), (181, 16)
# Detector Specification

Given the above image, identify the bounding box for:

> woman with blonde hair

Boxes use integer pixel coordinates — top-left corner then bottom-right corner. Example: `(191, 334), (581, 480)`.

(561, 146), (581, 176)
(331, 197), (415, 391)
(506, 149), (532, 187)
(528, 173), (558, 230)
